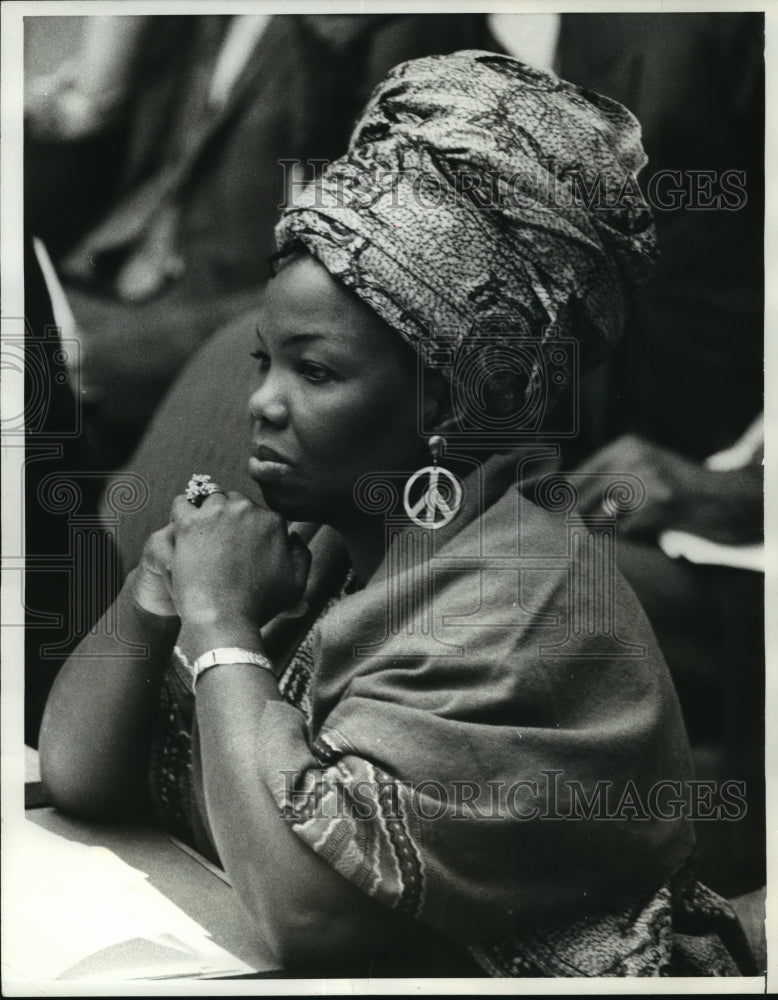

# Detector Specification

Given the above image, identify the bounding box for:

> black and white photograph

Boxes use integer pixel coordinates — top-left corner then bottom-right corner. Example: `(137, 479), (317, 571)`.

(1, 0), (772, 992)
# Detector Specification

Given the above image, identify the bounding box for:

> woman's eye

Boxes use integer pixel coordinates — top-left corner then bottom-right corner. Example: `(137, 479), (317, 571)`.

(250, 349), (270, 372)
(299, 361), (333, 384)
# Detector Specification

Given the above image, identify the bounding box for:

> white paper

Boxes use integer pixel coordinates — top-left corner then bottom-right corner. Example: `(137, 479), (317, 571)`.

(2, 822), (253, 983)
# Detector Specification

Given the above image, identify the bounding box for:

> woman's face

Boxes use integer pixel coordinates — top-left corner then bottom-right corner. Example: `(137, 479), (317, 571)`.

(248, 255), (430, 524)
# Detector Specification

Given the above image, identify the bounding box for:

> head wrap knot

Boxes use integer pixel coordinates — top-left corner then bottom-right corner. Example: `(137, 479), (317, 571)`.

(276, 50), (657, 427)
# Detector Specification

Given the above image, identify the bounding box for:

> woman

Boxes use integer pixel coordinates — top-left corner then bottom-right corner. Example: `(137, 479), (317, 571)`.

(38, 51), (754, 977)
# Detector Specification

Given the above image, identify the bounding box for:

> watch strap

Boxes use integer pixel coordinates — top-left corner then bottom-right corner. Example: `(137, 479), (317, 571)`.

(192, 647), (274, 684)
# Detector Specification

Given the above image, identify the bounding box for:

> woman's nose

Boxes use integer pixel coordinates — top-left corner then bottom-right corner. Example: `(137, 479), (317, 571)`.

(248, 380), (289, 426)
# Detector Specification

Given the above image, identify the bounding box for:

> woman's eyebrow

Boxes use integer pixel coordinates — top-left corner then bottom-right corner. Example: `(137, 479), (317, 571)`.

(255, 326), (331, 347)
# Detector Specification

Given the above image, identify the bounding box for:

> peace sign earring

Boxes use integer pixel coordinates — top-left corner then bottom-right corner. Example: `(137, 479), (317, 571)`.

(403, 435), (463, 529)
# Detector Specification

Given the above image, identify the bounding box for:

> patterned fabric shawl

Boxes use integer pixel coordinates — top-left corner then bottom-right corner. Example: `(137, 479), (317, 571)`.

(150, 453), (752, 974)
(254, 454), (702, 951)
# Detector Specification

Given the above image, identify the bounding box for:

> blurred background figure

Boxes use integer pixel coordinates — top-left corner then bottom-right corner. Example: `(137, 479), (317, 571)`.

(489, 11), (765, 896)
(22, 12), (498, 743)
(491, 7), (765, 894)
(552, 12), (764, 898)
(25, 13), (496, 471)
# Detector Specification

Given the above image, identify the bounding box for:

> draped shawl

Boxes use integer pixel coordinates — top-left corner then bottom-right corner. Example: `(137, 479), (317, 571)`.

(147, 454), (752, 974)
(254, 454), (699, 955)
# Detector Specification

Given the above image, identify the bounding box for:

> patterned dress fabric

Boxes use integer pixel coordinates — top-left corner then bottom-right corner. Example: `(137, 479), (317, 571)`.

(276, 50), (658, 421)
(147, 532), (753, 978)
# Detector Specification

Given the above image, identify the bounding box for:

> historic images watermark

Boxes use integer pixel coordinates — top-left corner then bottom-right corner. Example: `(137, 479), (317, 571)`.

(279, 158), (749, 213)
(279, 769), (749, 823)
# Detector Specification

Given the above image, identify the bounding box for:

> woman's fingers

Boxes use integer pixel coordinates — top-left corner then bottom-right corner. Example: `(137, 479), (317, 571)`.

(167, 487), (304, 630)
(134, 524), (179, 617)
(171, 486), (231, 524)
(142, 523), (175, 570)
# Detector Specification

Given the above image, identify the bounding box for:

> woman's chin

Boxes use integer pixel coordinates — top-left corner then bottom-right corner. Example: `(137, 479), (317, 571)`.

(252, 477), (319, 523)
(247, 459), (339, 524)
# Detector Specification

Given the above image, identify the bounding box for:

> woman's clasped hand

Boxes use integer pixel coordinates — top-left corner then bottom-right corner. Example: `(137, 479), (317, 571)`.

(134, 490), (312, 652)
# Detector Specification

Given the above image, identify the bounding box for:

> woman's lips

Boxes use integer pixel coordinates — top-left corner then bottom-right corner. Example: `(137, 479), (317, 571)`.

(249, 444), (294, 483)
(254, 444), (293, 464)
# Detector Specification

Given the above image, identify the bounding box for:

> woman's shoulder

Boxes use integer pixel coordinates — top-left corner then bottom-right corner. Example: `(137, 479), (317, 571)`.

(311, 475), (670, 712)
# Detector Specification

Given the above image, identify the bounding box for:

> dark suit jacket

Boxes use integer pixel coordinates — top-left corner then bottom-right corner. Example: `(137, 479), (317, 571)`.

(26, 13), (495, 462)
(556, 12), (764, 461)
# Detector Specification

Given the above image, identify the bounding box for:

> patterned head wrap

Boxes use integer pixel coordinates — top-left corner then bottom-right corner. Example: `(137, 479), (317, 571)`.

(275, 50), (657, 426)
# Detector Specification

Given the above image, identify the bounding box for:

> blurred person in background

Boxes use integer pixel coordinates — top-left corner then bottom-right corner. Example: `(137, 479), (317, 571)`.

(554, 12), (765, 898)
(489, 11), (764, 896)
(24, 12), (496, 471)
(23, 12), (497, 744)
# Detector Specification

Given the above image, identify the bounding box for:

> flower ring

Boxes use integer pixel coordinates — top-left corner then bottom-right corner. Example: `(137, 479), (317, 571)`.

(185, 473), (226, 508)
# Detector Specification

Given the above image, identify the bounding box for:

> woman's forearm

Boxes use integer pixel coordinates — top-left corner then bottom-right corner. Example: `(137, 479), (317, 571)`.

(168, 495), (395, 966)
(193, 656), (395, 968)
(38, 569), (179, 818)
